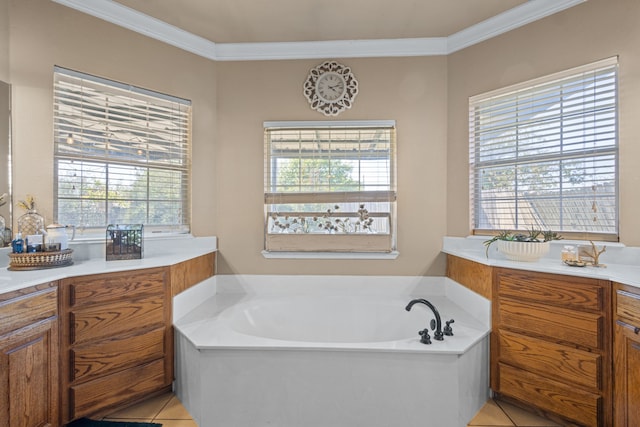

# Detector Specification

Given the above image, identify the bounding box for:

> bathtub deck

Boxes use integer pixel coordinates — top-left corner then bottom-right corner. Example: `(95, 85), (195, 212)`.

(174, 275), (491, 354)
(176, 293), (489, 353)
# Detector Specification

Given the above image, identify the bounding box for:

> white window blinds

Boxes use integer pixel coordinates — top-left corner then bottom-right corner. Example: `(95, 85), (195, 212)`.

(469, 57), (618, 237)
(53, 67), (191, 234)
(264, 121), (397, 252)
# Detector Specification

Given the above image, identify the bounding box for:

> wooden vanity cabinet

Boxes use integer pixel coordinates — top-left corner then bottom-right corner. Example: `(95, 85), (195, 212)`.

(0, 282), (60, 427)
(60, 267), (172, 423)
(491, 268), (612, 427)
(613, 282), (640, 427)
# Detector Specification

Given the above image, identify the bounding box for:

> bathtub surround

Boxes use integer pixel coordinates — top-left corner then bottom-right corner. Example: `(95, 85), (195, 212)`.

(173, 275), (491, 427)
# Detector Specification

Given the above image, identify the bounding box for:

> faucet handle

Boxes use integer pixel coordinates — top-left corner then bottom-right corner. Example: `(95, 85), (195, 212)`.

(444, 319), (455, 336)
(418, 329), (432, 344)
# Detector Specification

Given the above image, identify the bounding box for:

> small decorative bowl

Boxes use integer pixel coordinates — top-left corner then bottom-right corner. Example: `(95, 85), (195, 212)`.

(564, 259), (587, 267)
(497, 240), (550, 262)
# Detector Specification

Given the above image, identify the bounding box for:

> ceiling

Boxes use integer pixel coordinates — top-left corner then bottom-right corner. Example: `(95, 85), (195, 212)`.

(112, 0), (527, 44)
(53, 0), (586, 60)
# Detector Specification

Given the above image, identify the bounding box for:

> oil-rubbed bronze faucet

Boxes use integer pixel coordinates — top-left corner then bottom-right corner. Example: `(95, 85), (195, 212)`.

(405, 299), (445, 343)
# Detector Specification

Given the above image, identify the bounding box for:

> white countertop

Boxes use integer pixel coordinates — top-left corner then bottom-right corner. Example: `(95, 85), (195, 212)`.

(0, 235), (218, 294)
(442, 236), (640, 289)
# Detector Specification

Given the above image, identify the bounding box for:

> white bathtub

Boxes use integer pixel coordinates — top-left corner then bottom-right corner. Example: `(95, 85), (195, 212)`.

(222, 295), (436, 344)
(174, 275), (491, 427)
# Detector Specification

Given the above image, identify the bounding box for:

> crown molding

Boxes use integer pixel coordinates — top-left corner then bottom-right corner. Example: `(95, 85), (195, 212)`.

(52, 0), (218, 60)
(52, 0), (587, 61)
(213, 38), (448, 61)
(447, 0), (587, 53)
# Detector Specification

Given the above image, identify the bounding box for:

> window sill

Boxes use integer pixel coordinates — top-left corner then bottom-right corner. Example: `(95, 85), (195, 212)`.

(261, 250), (399, 260)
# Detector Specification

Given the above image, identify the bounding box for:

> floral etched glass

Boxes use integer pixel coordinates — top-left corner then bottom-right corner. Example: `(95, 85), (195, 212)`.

(17, 209), (45, 237)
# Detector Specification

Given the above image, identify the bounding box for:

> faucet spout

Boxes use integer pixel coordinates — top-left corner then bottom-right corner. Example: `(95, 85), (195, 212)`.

(405, 298), (444, 341)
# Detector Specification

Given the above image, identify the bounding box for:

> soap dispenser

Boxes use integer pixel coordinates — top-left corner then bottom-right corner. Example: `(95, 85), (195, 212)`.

(11, 232), (24, 254)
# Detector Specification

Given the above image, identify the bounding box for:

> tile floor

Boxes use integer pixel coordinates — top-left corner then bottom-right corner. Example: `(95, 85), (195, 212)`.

(100, 392), (561, 427)
(468, 399), (562, 427)
(101, 392), (196, 427)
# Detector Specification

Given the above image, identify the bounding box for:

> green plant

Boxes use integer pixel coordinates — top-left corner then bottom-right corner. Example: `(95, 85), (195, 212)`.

(483, 228), (562, 257)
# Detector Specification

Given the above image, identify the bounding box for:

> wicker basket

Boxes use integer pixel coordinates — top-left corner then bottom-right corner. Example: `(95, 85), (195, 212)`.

(8, 249), (74, 270)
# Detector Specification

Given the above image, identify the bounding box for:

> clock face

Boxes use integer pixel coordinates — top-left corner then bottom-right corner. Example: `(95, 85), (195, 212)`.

(316, 72), (346, 103)
(303, 61), (358, 116)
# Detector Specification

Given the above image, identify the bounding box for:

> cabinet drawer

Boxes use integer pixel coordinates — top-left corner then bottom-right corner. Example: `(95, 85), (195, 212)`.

(616, 289), (640, 326)
(498, 363), (601, 427)
(70, 358), (167, 419)
(0, 286), (57, 336)
(498, 298), (604, 349)
(67, 268), (166, 307)
(497, 270), (604, 312)
(498, 329), (601, 390)
(71, 327), (166, 382)
(70, 295), (164, 345)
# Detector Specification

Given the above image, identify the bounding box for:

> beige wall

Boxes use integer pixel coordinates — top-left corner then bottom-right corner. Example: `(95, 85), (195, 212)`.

(0, 82), (8, 225)
(215, 58), (449, 275)
(0, 0), (8, 82)
(0, 0), (9, 232)
(5, 0), (639, 276)
(8, 0), (217, 237)
(7, 1), (449, 276)
(447, 0), (640, 245)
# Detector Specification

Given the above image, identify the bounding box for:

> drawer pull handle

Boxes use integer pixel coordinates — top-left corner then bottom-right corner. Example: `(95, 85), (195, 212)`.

(635, 327), (640, 335)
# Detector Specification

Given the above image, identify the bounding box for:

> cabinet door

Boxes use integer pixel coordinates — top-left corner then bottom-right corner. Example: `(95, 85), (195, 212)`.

(0, 318), (59, 427)
(614, 322), (640, 427)
(614, 284), (640, 427)
(0, 285), (59, 427)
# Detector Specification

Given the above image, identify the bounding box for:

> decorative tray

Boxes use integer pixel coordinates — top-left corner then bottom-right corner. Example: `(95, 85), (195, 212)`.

(8, 249), (74, 271)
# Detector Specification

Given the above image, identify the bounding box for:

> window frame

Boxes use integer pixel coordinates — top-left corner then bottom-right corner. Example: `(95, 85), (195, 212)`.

(263, 120), (397, 254)
(469, 57), (619, 241)
(53, 66), (192, 238)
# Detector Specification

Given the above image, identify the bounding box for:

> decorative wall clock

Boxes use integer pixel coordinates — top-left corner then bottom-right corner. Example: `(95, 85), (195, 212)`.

(303, 61), (358, 116)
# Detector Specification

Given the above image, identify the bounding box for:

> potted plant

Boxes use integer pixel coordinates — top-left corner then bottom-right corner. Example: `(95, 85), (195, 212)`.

(484, 228), (562, 261)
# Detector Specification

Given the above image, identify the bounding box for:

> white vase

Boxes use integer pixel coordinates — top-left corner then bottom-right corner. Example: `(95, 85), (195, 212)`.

(497, 240), (550, 262)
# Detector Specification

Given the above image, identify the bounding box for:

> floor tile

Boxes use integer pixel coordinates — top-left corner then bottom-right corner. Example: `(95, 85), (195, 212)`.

(468, 399), (515, 426)
(102, 392), (568, 427)
(496, 400), (562, 426)
(102, 392), (173, 420)
(154, 395), (194, 420)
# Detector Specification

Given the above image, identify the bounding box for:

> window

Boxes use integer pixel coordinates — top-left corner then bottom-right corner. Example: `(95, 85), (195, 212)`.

(469, 57), (618, 239)
(53, 67), (191, 236)
(264, 121), (397, 253)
